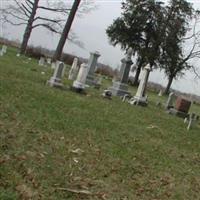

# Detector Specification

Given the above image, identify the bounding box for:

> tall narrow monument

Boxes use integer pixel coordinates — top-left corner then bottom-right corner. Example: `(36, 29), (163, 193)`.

(86, 51), (101, 85)
(130, 64), (151, 106)
(109, 48), (133, 96)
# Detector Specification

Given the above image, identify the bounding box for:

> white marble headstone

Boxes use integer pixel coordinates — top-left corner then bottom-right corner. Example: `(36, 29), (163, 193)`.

(38, 57), (45, 66)
(68, 57), (79, 80)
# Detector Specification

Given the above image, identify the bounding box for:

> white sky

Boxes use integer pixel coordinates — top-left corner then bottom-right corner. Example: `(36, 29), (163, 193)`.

(1, 0), (200, 95)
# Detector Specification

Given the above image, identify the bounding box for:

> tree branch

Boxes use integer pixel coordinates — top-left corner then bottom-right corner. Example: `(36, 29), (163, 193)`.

(38, 6), (70, 13)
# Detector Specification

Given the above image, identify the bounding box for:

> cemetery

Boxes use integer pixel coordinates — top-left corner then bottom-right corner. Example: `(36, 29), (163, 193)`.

(1, 46), (200, 199)
(1, 0), (200, 199)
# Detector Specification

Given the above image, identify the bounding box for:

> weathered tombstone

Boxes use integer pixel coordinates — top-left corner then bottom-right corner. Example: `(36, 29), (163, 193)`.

(158, 90), (163, 96)
(47, 61), (65, 88)
(47, 58), (52, 65)
(129, 64), (151, 106)
(175, 97), (191, 113)
(109, 48), (133, 96)
(86, 51), (101, 85)
(38, 57), (45, 66)
(51, 62), (56, 69)
(168, 97), (191, 118)
(2, 45), (7, 54)
(186, 113), (199, 130)
(94, 75), (102, 89)
(165, 92), (175, 110)
(16, 53), (21, 57)
(72, 63), (89, 92)
(68, 57), (79, 80)
(0, 50), (3, 56)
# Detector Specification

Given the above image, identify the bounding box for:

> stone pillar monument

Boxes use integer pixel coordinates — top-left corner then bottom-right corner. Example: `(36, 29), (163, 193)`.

(109, 48), (133, 96)
(72, 63), (89, 92)
(130, 64), (151, 106)
(68, 57), (79, 80)
(86, 51), (101, 85)
(47, 61), (65, 88)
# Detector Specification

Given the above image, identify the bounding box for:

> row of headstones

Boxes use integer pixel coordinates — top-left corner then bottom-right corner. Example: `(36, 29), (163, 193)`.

(46, 51), (102, 90)
(38, 57), (52, 66)
(46, 48), (199, 130)
(0, 45), (7, 56)
(108, 47), (152, 106)
(46, 47), (156, 105)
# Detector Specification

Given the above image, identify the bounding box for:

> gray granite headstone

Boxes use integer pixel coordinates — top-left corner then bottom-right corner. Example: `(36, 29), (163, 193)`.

(86, 51), (101, 85)
(109, 48), (133, 96)
(47, 61), (65, 88)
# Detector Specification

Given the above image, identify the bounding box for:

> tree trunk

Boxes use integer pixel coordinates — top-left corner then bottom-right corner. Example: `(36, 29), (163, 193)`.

(20, 0), (39, 54)
(133, 59), (144, 86)
(164, 75), (174, 95)
(53, 0), (81, 61)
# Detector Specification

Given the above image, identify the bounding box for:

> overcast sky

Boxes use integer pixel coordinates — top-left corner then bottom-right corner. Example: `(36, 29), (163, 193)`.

(1, 0), (200, 95)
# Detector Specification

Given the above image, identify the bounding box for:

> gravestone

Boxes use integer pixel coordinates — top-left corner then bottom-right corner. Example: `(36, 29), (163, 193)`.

(38, 57), (45, 66)
(51, 62), (56, 69)
(47, 61), (65, 88)
(165, 92), (176, 110)
(168, 97), (191, 118)
(94, 75), (102, 89)
(16, 53), (21, 57)
(72, 63), (89, 92)
(184, 113), (199, 130)
(175, 97), (191, 113)
(0, 50), (3, 56)
(47, 58), (52, 65)
(86, 51), (101, 85)
(129, 64), (151, 106)
(158, 90), (163, 96)
(68, 57), (79, 80)
(2, 45), (7, 54)
(109, 48), (133, 96)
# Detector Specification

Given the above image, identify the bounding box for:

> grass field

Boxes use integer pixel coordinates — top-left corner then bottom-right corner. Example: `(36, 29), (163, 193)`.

(1, 47), (200, 200)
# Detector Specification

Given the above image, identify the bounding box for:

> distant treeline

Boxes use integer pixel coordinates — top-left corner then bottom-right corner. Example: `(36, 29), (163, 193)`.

(0, 37), (118, 78)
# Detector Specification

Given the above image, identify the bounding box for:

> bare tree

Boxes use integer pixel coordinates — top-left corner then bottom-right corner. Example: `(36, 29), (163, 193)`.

(0, 0), (94, 54)
(161, 12), (200, 94)
(53, 0), (81, 61)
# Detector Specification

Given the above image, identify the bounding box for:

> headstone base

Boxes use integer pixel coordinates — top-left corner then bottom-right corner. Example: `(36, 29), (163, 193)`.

(47, 77), (63, 88)
(167, 108), (189, 118)
(71, 81), (87, 94)
(109, 81), (130, 96)
(129, 96), (148, 106)
(86, 74), (96, 86)
(72, 80), (86, 90)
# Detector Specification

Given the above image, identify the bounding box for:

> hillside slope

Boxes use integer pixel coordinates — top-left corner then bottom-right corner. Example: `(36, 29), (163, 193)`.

(1, 48), (200, 199)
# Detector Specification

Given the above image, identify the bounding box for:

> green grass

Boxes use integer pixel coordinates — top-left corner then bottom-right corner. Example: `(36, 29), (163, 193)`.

(1, 47), (200, 200)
